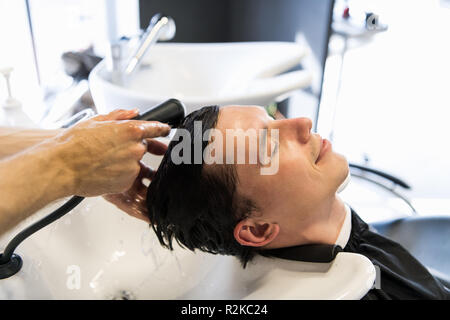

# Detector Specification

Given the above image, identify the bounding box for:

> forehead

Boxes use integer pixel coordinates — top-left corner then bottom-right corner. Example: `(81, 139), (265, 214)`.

(216, 105), (269, 131)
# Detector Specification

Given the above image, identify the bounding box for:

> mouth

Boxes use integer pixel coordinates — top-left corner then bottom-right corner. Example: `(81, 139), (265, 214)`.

(315, 136), (331, 164)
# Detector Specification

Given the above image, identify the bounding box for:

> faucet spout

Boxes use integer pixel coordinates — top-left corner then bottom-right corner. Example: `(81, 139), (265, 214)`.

(124, 13), (176, 77)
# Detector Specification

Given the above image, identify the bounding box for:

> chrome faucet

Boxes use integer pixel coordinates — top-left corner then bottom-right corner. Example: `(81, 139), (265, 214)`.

(123, 13), (176, 78)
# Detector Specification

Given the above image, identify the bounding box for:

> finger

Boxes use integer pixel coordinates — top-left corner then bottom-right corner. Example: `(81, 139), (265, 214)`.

(138, 161), (157, 184)
(147, 167), (157, 180)
(116, 109), (139, 120)
(120, 162), (149, 194)
(129, 162), (153, 190)
(93, 108), (139, 121)
(132, 121), (171, 139)
(92, 110), (122, 121)
(145, 139), (168, 155)
(137, 161), (153, 180)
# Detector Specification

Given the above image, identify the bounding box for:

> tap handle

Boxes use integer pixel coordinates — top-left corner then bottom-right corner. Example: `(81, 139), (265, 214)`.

(147, 13), (176, 41)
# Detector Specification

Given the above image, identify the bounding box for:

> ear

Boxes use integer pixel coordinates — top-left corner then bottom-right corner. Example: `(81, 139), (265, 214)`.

(233, 219), (280, 247)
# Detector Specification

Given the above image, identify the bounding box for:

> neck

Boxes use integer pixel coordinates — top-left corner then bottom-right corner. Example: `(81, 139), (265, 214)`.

(270, 194), (347, 248)
(317, 195), (347, 244)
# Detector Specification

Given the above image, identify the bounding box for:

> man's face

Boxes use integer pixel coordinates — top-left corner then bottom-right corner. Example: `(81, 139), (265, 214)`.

(213, 105), (349, 240)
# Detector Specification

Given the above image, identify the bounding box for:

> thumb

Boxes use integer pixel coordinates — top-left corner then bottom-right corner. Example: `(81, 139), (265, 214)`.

(93, 108), (139, 121)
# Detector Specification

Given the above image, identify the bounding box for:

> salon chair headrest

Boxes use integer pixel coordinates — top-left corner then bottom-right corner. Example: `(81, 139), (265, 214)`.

(242, 250), (376, 300)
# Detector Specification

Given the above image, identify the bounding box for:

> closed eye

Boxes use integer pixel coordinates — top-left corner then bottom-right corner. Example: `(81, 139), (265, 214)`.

(259, 126), (279, 165)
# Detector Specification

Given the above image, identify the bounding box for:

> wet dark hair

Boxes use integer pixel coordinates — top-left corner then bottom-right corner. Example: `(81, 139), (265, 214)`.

(146, 106), (259, 267)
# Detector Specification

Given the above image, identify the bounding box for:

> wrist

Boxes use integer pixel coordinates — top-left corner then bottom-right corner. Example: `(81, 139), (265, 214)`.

(34, 139), (77, 199)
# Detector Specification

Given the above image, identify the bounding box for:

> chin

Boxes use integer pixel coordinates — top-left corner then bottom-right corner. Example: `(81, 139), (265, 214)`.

(331, 152), (349, 188)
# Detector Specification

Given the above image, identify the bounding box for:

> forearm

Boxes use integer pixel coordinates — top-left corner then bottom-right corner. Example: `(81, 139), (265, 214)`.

(0, 127), (62, 159)
(0, 141), (74, 235)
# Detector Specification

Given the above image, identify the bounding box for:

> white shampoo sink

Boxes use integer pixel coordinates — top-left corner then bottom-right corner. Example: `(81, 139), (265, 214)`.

(0, 147), (374, 300)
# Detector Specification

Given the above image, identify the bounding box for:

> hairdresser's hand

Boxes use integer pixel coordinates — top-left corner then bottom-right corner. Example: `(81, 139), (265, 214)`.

(54, 109), (170, 197)
(103, 139), (168, 223)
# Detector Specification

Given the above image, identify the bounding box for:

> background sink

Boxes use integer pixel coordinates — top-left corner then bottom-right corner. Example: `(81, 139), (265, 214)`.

(89, 42), (312, 114)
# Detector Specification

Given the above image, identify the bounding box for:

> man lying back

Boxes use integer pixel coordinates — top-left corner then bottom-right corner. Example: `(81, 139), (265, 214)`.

(144, 105), (449, 300)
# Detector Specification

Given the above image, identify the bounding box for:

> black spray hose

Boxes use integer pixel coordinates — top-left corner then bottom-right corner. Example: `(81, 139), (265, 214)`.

(0, 196), (84, 265)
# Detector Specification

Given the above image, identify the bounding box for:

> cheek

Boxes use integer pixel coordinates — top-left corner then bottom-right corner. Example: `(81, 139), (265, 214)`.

(279, 148), (339, 198)
(236, 163), (265, 199)
(274, 158), (320, 199)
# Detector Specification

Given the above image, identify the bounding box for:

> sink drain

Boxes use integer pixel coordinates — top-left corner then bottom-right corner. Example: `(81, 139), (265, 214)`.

(110, 290), (136, 300)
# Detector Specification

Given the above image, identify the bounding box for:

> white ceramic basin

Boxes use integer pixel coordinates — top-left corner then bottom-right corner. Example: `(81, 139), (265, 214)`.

(89, 42), (312, 115)
(0, 195), (374, 300)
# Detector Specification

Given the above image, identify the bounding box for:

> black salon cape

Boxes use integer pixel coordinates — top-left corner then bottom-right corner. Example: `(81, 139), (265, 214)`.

(345, 209), (449, 300)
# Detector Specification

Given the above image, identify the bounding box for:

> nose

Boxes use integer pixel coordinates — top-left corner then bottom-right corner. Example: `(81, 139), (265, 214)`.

(275, 117), (312, 144)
